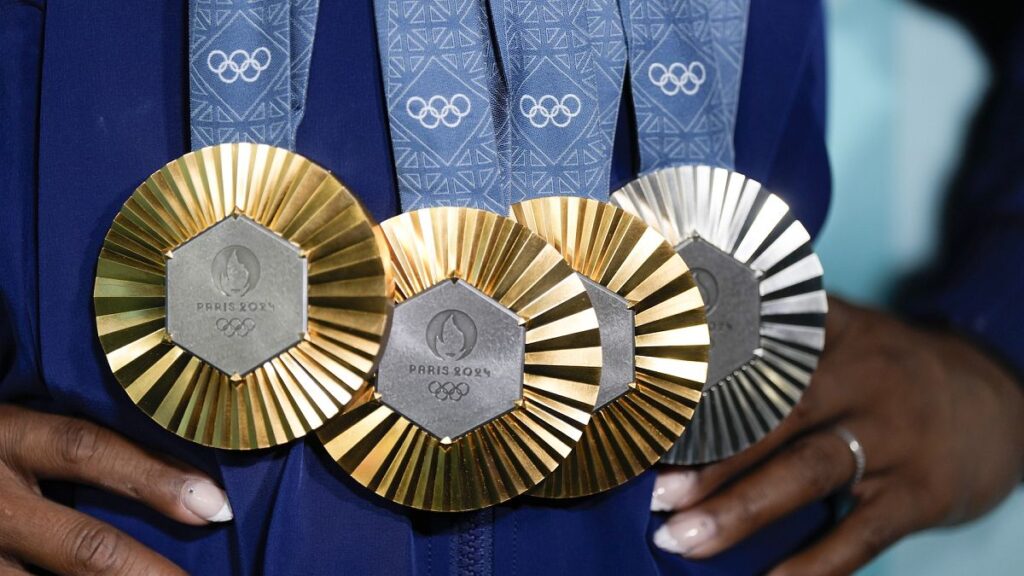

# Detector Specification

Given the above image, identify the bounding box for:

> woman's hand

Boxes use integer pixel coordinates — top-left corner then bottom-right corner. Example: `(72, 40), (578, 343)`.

(651, 297), (1024, 575)
(0, 405), (232, 575)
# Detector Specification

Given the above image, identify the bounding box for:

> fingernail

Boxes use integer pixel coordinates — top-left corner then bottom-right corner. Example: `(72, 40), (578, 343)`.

(653, 514), (715, 556)
(651, 470), (698, 511)
(182, 479), (233, 523)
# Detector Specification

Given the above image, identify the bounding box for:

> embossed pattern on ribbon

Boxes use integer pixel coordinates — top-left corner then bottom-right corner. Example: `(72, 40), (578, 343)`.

(588, 0), (629, 183)
(375, 0), (506, 211)
(289, 0), (320, 137)
(190, 0), (295, 149)
(619, 0), (748, 171)
(709, 0), (750, 138)
(491, 0), (627, 202)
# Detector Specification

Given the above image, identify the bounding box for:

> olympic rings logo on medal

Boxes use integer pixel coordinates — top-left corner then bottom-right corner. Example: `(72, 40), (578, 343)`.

(405, 94), (472, 129)
(648, 61), (706, 96)
(428, 381), (470, 402)
(519, 94), (581, 128)
(207, 48), (272, 84)
(215, 317), (256, 337)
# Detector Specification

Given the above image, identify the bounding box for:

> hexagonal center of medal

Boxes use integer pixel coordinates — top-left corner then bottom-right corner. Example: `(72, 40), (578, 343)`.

(376, 279), (525, 441)
(677, 237), (760, 387)
(165, 215), (307, 377)
(579, 276), (636, 409)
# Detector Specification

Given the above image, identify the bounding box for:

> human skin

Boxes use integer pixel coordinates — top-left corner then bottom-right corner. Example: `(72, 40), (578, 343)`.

(651, 297), (1024, 575)
(0, 406), (232, 575)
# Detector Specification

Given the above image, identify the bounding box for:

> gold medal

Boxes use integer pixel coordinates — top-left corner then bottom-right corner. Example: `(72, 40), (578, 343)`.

(511, 197), (710, 498)
(613, 166), (827, 464)
(316, 207), (601, 511)
(93, 143), (393, 450)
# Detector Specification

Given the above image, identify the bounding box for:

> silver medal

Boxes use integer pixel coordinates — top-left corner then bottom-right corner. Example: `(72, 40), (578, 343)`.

(613, 165), (827, 464)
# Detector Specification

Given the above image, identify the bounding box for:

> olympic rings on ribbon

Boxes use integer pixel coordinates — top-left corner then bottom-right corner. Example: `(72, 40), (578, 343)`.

(648, 61), (706, 96)
(406, 94), (472, 129)
(519, 94), (581, 128)
(427, 381), (470, 402)
(215, 317), (256, 337)
(207, 48), (272, 84)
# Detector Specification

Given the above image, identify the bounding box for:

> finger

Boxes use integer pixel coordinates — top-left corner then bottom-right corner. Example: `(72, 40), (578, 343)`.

(0, 561), (27, 576)
(767, 488), (915, 576)
(653, 382), (850, 511)
(822, 296), (859, 353)
(0, 406), (232, 525)
(653, 417), (805, 511)
(653, 298), (868, 510)
(0, 490), (186, 576)
(653, 430), (857, 558)
(0, 552), (25, 574)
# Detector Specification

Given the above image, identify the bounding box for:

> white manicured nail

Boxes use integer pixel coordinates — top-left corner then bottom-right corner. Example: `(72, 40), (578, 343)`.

(653, 525), (681, 553)
(653, 515), (715, 556)
(651, 470), (697, 511)
(182, 480), (233, 523)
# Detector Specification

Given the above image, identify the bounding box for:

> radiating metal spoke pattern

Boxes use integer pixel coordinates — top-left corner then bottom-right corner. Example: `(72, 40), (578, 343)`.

(613, 166), (827, 464)
(317, 207), (601, 511)
(94, 143), (393, 450)
(511, 197), (709, 497)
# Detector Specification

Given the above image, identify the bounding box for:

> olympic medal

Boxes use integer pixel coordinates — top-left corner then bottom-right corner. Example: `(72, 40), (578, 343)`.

(612, 166), (827, 464)
(511, 197), (710, 498)
(93, 143), (393, 449)
(317, 207), (602, 511)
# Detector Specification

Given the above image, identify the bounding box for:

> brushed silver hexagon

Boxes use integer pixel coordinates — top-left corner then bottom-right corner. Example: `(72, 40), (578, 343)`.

(677, 237), (761, 387)
(579, 276), (636, 409)
(376, 279), (525, 441)
(165, 215), (308, 377)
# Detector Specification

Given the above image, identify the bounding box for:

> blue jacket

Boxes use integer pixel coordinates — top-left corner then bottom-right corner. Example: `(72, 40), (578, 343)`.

(4, 0), (893, 574)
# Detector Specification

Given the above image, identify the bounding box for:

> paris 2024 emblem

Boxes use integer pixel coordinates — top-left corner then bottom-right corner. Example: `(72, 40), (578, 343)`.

(426, 310), (477, 361)
(373, 279), (526, 439)
(424, 310), (477, 401)
(212, 245), (260, 297)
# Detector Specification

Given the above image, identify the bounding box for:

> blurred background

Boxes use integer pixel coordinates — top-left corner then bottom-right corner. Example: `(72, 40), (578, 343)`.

(819, 0), (1023, 573)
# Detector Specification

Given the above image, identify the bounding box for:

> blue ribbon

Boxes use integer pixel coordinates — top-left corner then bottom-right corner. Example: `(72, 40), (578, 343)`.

(189, 0), (319, 150)
(377, 0), (627, 212)
(618, 0), (750, 172)
(288, 0), (320, 138)
(374, 0), (507, 212)
(489, 0), (627, 203)
(710, 0), (750, 139)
